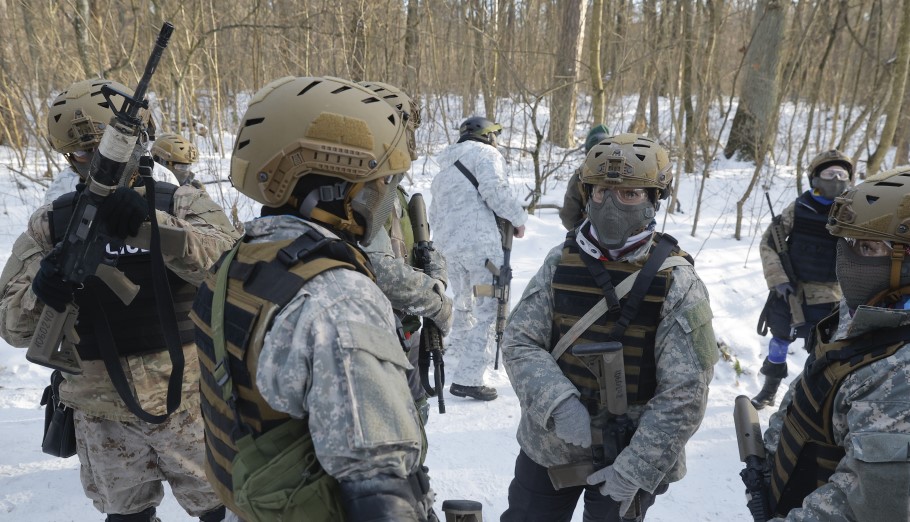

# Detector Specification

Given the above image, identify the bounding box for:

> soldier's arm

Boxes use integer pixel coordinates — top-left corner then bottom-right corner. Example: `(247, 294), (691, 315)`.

(612, 266), (717, 493)
(502, 245), (579, 428)
(771, 349), (910, 522)
(363, 227), (448, 319)
(0, 211), (53, 346)
(472, 148), (528, 228)
(256, 269), (422, 484)
(759, 202), (796, 289)
(157, 186), (242, 284)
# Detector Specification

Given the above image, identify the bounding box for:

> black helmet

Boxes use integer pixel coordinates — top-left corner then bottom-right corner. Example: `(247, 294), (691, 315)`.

(458, 116), (502, 145)
(584, 124), (611, 153)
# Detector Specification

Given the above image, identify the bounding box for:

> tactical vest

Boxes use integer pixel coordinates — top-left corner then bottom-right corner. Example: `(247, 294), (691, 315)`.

(769, 312), (910, 516)
(189, 227), (375, 516)
(549, 232), (689, 412)
(787, 192), (838, 283)
(49, 184), (196, 360)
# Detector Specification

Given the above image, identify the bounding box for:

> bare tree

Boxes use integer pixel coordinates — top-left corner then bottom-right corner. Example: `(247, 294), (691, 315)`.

(548, 0), (587, 147)
(867, 0), (910, 177)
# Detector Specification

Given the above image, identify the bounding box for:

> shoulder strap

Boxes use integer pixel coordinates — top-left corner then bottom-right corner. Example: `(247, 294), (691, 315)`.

(610, 234), (678, 340)
(551, 253), (691, 362)
(454, 160), (480, 189)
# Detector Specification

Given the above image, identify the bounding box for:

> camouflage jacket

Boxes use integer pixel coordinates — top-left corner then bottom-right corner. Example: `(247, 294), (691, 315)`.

(0, 184), (241, 421)
(559, 168), (585, 231)
(759, 196), (842, 305)
(251, 215), (424, 483)
(764, 301), (910, 522)
(502, 233), (718, 493)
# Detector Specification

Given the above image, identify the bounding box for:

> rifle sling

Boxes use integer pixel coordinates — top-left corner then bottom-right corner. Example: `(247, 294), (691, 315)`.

(454, 160), (480, 190)
(91, 175), (184, 424)
(551, 238), (689, 362)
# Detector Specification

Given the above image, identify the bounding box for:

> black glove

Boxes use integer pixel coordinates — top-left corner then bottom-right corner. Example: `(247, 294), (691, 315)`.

(97, 188), (149, 239)
(339, 475), (420, 522)
(32, 253), (74, 313)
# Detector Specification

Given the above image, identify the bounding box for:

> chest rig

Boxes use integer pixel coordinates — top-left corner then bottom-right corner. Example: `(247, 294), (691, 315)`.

(770, 312), (910, 516)
(787, 192), (838, 283)
(189, 227), (374, 514)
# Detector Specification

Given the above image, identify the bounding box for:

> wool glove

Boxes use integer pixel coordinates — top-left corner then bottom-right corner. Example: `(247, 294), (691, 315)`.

(31, 252), (74, 313)
(550, 396), (592, 448)
(423, 248), (449, 289)
(774, 282), (795, 299)
(427, 286), (454, 336)
(586, 465), (639, 516)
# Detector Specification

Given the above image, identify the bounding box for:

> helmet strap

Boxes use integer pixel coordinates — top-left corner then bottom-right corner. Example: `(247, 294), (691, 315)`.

(891, 244), (906, 289)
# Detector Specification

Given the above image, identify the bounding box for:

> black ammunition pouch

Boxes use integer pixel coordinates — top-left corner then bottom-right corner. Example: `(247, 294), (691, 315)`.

(40, 370), (77, 458)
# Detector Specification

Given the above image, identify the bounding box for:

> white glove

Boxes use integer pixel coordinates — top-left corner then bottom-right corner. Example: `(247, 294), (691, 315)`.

(586, 465), (639, 516)
(550, 397), (592, 448)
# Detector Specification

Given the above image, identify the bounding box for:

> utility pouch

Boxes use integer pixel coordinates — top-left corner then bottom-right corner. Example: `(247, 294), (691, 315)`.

(232, 419), (344, 522)
(40, 370), (77, 458)
(547, 461), (595, 490)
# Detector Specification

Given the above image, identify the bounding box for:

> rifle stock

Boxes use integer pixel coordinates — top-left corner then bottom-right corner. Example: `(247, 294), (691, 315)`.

(408, 193), (446, 414)
(26, 22), (174, 374)
(734, 395), (772, 522)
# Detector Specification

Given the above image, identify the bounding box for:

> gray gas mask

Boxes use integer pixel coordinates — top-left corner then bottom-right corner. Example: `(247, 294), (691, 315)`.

(352, 173), (403, 246)
(813, 178), (848, 200)
(585, 190), (656, 250)
(835, 239), (910, 309)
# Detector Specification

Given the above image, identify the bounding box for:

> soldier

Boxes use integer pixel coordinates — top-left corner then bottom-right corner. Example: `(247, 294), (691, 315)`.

(500, 134), (717, 521)
(152, 132), (203, 188)
(189, 76), (435, 521)
(357, 80), (453, 423)
(0, 77), (240, 521)
(752, 150), (853, 409)
(42, 79), (179, 205)
(428, 116), (528, 401)
(761, 166), (910, 521)
(559, 124), (610, 230)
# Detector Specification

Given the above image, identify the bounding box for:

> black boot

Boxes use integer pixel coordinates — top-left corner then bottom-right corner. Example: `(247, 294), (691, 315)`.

(449, 383), (497, 401)
(106, 507), (157, 522)
(751, 376), (783, 409)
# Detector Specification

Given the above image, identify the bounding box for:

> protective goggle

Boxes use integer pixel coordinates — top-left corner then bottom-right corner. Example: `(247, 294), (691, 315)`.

(844, 237), (892, 257)
(592, 186), (649, 205)
(818, 166), (850, 181)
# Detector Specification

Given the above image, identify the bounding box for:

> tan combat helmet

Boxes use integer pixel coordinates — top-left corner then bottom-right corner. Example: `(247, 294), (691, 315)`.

(152, 132), (198, 165)
(46, 78), (133, 156)
(581, 133), (673, 200)
(358, 80), (421, 160)
(808, 149), (854, 179)
(828, 167), (910, 295)
(230, 76), (412, 235)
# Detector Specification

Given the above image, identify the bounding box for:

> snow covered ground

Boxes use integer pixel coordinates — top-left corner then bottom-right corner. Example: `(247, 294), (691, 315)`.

(0, 96), (856, 520)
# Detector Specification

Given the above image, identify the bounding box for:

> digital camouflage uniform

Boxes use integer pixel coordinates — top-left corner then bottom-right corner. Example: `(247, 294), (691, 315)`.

(502, 233), (717, 519)
(763, 302), (910, 522)
(248, 215), (429, 516)
(0, 182), (241, 517)
(429, 140), (527, 388)
(559, 169), (585, 231)
(361, 187), (453, 418)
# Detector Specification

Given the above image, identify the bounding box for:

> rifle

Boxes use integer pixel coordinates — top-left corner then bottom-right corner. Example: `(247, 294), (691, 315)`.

(734, 395), (772, 522)
(27, 22), (178, 374)
(547, 342), (640, 521)
(473, 216), (513, 370)
(756, 193), (805, 336)
(408, 193), (446, 414)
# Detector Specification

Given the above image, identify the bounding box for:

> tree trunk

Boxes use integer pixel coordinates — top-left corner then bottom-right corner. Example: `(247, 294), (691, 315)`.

(868, 0), (910, 176)
(403, 0), (420, 97)
(589, 0), (605, 126)
(548, 0), (588, 148)
(681, 0), (695, 173)
(724, 0), (788, 161)
(350, 2), (366, 82)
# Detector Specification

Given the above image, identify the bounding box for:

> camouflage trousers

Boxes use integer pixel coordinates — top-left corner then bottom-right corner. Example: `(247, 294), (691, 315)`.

(74, 408), (223, 517)
(446, 255), (497, 387)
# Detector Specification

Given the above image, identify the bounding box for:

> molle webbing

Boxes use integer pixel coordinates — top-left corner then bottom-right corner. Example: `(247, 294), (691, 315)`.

(190, 228), (374, 513)
(770, 315), (910, 516)
(550, 241), (674, 409)
(788, 193), (838, 283)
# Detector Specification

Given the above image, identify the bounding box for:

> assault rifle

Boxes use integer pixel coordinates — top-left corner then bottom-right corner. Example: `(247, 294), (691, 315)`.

(547, 342), (640, 520)
(27, 22), (179, 374)
(473, 216), (514, 370)
(408, 193), (446, 414)
(734, 395), (772, 522)
(756, 192), (805, 336)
